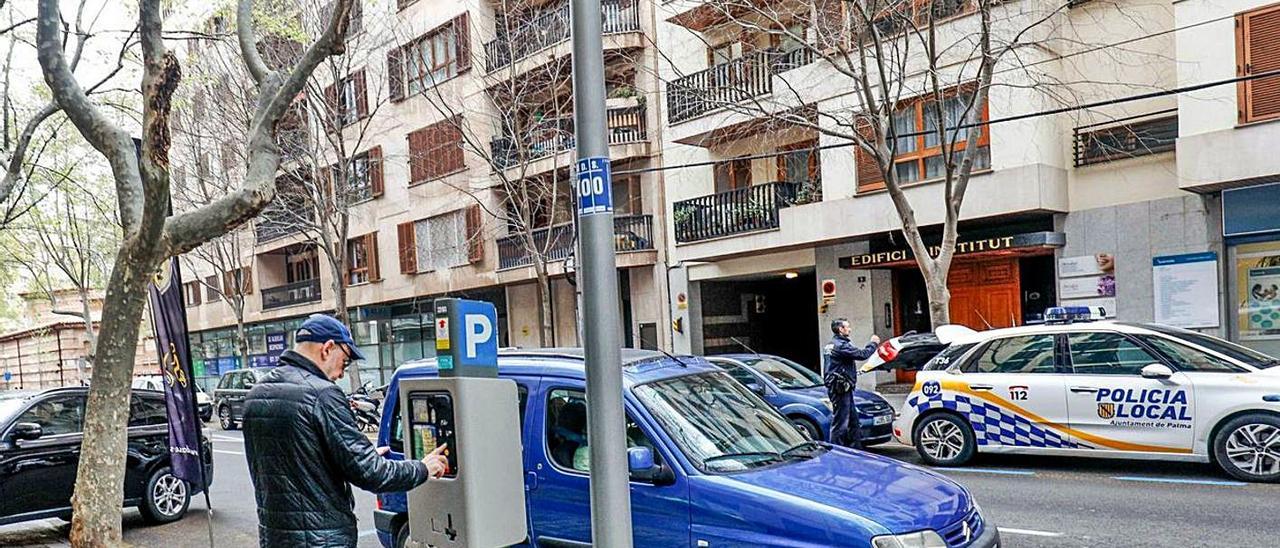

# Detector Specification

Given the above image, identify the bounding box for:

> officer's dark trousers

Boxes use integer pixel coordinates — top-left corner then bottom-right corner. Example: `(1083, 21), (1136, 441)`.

(830, 392), (861, 449)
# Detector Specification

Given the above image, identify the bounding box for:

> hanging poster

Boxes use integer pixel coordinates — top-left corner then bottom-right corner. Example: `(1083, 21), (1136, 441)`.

(1153, 252), (1220, 329)
(1059, 253), (1117, 317)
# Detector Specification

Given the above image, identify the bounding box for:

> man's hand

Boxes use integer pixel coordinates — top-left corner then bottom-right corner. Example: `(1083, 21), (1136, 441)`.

(870, 335), (882, 345)
(376, 446), (390, 457)
(422, 443), (449, 479)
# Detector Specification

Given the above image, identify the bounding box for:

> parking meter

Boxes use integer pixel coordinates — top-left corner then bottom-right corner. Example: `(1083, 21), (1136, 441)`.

(400, 298), (527, 548)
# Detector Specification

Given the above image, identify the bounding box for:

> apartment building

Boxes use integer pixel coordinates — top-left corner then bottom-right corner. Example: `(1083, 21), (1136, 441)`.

(654, 0), (1256, 381)
(178, 0), (671, 390)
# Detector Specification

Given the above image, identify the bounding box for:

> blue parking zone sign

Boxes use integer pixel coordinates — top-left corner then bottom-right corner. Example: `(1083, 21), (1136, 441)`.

(576, 156), (613, 216)
(435, 298), (499, 376)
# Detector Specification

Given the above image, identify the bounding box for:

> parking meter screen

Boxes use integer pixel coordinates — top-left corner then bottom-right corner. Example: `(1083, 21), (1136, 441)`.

(409, 392), (458, 478)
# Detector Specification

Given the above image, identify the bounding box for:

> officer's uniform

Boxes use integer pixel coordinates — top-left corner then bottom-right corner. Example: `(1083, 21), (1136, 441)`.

(824, 334), (877, 448)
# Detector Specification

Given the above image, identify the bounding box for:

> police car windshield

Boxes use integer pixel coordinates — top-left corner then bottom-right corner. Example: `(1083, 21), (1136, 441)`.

(1142, 324), (1278, 369)
(740, 356), (822, 389)
(633, 371), (808, 473)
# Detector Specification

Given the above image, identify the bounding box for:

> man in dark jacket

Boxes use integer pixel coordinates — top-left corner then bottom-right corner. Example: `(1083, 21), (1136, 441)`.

(243, 314), (448, 547)
(823, 318), (880, 449)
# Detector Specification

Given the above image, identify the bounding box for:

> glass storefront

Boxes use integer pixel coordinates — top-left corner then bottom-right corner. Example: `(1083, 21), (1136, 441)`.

(1228, 239), (1280, 357)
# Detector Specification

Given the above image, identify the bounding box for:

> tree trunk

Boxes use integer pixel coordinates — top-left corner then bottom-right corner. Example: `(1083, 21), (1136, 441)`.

(78, 285), (96, 383)
(69, 243), (157, 547)
(922, 267), (952, 330)
(330, 267), (362, 390)
(533, 261), (553, 347)
(236, 316), (249, 370)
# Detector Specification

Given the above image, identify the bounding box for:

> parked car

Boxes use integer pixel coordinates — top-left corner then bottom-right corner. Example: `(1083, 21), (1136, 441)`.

(213, 367), (274, 430)
(373, 348), (997, 548)
(706, 353), (896, 445)
(0, 387), (213, 526)
(132, 374), (213, 422)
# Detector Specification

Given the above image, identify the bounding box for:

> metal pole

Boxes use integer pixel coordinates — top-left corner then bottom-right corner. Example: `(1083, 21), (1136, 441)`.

(569, 0), (633, 544)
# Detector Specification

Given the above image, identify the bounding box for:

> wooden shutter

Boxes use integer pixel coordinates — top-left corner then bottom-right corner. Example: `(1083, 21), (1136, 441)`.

(354, 71), (369, 120)
(854, 118), (885, 192)
(187, 282), (202, 306)
(444, 118), (464, 173)
(397, 221), (418, 274)
(368, 146), (384, 197)
(453, 12), (471, 74)
(242, 266), (253, 294)
(366, 233), (381, 281)
(465, 204), (483, 263)
(1239, 5), (1280, 123)
(407, 128), (427, 183)
(324, 83), (339, 130)
(388, 47), (405, 102)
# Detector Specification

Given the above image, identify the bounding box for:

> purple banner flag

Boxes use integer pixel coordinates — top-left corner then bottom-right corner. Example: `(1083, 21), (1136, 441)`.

(148, 257), (204, 486)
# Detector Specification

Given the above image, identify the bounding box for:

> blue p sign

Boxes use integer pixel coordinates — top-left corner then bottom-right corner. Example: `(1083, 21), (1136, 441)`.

(436, 298), (499, 377)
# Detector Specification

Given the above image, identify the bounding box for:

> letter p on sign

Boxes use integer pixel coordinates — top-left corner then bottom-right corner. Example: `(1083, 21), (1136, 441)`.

(464, 314), (493, 359)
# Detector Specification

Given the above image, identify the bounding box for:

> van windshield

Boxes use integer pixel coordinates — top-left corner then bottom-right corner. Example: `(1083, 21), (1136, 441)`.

(633, 371), (809, 473)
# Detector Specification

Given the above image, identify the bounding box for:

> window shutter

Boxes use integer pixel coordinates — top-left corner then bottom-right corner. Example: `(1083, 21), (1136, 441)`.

(465, 204), (483, 263)
(397, 222), (418, 274)
(367, 233), (381, 281)
(388, 47), (405, 102)
(453, 12), (471, 73)
(243, 266), (253, 294)
(355, 70), (369, 120)
(368, 146), (384, 197)
(1240, 6), (1280, 123)
(445, 118), (464, 173)
(324, 83), (339, 130)
(854, 118), (885, 192)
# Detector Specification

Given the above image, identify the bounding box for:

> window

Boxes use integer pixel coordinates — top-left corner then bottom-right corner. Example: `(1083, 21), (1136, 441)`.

(400, 15), (470, 97)
(184, 281), (202, 307)
(966, 335), (1057, 374)
(713, 157), (751, 193)
(1238, 4), (1280, 123)
(856, 88), (991, 192)
(340, 147), (383, 201)
(924, 343), (976, 370)
(1137, 335), (1246, 373)
(407, 118), (465, 183)
(413, 211), (468, 272)
(611, 176), (643, 215)
(347, 233), (380, 285)
(1074, 115), (1178, 167)
(15, 395), (86, 436)
(326, 71), (368, 128)
(222, 267), (253, 297)
(286, 246), (319, 283)
(545, 388), (661, 473)
(129, 395), (167, 427)
(205, 275), (221, 302)
(1066, 332), (1159, 375)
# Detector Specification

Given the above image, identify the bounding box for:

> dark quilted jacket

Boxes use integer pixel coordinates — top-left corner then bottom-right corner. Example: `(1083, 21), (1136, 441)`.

(243, 351), (428, 547)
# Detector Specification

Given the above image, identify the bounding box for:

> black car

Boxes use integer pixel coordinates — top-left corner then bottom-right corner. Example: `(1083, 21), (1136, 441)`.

(213, 367), (274, 431)
(0, 387), (213, 526)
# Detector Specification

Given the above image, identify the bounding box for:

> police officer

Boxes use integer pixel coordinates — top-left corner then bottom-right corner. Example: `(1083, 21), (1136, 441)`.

(824, 318), (880, 449)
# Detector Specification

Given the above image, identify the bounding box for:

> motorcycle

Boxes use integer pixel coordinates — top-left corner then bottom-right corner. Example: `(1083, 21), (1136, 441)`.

(348, 382), (381, 433)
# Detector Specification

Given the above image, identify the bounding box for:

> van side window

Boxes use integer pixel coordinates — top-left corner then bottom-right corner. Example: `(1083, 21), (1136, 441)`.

(545, 388), (661, 474)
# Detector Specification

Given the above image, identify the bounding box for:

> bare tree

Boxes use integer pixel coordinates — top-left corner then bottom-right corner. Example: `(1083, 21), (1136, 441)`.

(33, 0), (353, 543)
(656, 0), (1079, 326)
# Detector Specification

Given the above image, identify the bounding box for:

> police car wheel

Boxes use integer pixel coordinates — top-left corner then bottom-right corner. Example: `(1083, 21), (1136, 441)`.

(1213, 413), (1280, 483)
(914, 413), (976, 467)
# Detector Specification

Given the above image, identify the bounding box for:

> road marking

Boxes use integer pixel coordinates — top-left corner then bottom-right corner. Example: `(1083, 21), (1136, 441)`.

(940, 467), (1037, 476)
(998, 527), (1063, 537)
(1112, 476), (1247, 486)
(213, 449), (244, 455)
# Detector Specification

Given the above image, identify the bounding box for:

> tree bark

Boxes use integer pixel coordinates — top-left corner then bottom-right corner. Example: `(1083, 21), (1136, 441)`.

(534, 260), (554, 347)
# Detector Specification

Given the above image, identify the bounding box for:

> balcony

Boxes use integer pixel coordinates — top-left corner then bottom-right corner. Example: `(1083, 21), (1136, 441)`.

(672, 181), (819, 244)
(666, 48), (815, 124)
(484, 0), (640, 73)
(261, 279), (321, 311)
(497, 214), (654, 270)
(490, 105), (647, 170)
(1073, 109), (1178, 167)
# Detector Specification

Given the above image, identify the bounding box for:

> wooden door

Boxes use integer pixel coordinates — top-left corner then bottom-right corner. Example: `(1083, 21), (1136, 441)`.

(947, 258), (1021, 331)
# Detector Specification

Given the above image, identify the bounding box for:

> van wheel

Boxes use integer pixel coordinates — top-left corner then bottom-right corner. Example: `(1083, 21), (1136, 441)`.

(914, 413), (976, 467)
(394, 522), (410, 548)
(218, 406), (236, 431)
(790, 416), (821, 441)
(1213, 413), (1280, 483)
(139, 467), (190, 524)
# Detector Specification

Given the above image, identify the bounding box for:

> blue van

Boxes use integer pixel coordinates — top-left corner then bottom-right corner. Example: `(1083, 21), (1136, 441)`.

(706, 353), (896, 444)
(373, 349), (997, 548)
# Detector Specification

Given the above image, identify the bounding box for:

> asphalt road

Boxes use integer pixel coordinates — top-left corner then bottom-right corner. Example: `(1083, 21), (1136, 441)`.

(2, 420), (1277, 547)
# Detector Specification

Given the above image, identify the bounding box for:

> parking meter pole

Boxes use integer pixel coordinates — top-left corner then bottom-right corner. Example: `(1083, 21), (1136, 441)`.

(569, 0), (634, 545)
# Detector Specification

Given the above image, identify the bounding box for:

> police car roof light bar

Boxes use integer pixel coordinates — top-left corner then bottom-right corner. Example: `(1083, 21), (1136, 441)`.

(1044, 306), (1106, 324)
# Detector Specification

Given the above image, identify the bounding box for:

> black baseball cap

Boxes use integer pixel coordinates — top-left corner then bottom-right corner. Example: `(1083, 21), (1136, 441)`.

(295, 314), (366, 361)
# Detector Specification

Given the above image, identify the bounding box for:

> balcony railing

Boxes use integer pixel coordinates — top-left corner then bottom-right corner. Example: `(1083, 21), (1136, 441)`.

(485, 0), (641, 72)
(261, 279), (321, 310)
(1073, 109), (1178, 167)
(490, 105), (647, 169)
(667, 48), (815, 124)
(497, 214), (654, 270)
(673, 181), (819, 243)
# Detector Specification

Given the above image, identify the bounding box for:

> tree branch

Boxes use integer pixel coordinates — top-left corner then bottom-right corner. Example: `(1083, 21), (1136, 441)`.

(237, 0), (268, 85)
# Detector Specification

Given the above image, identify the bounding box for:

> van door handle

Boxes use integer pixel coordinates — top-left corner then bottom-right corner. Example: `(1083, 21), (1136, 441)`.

(1070, 386), (1099, 393)
(969, 384), (994, 391)
(525, 471), (538, 492)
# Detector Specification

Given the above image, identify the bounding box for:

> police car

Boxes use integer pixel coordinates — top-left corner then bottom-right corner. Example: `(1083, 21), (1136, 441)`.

(893, 307), (1280, 482)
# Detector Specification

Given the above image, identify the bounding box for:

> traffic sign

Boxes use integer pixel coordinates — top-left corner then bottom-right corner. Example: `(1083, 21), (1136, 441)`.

(575, 156), (613, 216)
(2, 370), (10, 382)
(435, 298), (499, 377)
